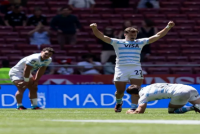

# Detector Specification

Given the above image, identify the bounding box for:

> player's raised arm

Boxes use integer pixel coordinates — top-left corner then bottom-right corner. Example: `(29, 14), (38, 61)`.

(148, 21), (175, 44)
(90, 23), (111, 44)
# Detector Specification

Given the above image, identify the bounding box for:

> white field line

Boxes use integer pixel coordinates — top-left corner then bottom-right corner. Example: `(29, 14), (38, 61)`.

(49, 120), (200, 125)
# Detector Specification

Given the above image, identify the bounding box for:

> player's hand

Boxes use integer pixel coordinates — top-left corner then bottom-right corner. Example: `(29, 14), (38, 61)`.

(126, 109), (136, 114)
(167, 21), (175, 28)
(90, 23), (97, 29)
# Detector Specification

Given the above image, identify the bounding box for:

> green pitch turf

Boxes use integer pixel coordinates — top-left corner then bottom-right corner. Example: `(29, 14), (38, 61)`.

(0, 108), (199, 134)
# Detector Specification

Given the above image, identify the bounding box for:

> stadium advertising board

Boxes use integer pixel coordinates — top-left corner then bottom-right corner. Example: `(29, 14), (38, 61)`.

(39, 75), (200, 84)
(0, 85), (199, 108)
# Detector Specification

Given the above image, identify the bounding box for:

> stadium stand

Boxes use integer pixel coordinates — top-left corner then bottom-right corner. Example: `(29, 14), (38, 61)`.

(0, 0), (199, 74)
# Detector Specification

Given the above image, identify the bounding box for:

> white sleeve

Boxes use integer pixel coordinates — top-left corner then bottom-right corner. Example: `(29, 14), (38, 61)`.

(110, 38), (120, 46)
(26, 58), (38, 67)
(138, 96), (148, 105)
(137, 38), (149, 45)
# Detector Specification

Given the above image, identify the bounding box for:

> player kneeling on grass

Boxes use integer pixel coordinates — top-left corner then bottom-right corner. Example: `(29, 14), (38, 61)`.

(9, 47), (54, 110)
(126, 83), (200, 114)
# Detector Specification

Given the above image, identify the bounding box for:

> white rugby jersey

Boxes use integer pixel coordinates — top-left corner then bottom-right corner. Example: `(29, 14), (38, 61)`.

(11, 53), (52, 73)
(110, 38), (149, 66)
(138, 83), (184, 104)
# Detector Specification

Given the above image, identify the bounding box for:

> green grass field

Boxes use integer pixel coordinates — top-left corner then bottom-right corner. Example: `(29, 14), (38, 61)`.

(0, 108), (199, 134)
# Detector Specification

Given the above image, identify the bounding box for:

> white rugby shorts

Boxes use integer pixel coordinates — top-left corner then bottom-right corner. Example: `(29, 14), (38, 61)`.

(9, 69), (33, 82)
(114, 65), (144, 82)
(170, 85), (200, 105)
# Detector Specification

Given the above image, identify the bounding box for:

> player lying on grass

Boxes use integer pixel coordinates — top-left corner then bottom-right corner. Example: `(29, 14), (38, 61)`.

(9, 47), (54, 110)
(126, 83), (200, 114)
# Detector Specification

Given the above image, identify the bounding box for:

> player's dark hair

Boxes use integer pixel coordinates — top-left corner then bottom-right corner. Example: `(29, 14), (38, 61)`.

(124, 27), (139, 34)
(42, 47), (55, 54)
(126, 85), (140, 94)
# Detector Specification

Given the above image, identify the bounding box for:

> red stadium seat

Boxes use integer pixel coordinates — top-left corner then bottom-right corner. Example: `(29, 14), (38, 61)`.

(146, 56), (166, 62)
(76, 38), (97, 44)
(6, 38), (27, 44)
(154, 20), (170, 26)
(180, 8), (199, 14)
(1, 50), (22, 56)
(180, 44), (200, 50)
(122, 14), (144, 20)
(52, 50), (66, 56)
(0, 32), (19, 38)
(189, 56), (200, 62)
(87, 44), (102, 50)
(164, 32), (179, 39)
(166, 56), (188, 62)
(157, 50), (179, 56)
(0, 44), (15, 50)
(0, 26), (12, 32)
(160, 2), (181, 8)
(29, 7), (49, 14)
(15, 26), (35, 32)
(193, 26), (200, 32)
(187, 38), (200, 44)
(16, 44), (39, 50)
(182, 2), (200, 8)
(158, 44), (180, 51)
(10, 61), (18, 67)
(77, 32), (90, 38)
(64, 45), (85, 50)
(181, 50), (200, 56)
(93, 8), (113, 14)
(179, 32), (199, 38)
(27, 1), (46, 7)
(171, 67), (193, 74)
(9, 56), (24, 62)
(137, 9), (159, 14)
(145, 14), (166, 20)
(173, 26), (193, 32)
(166, 14), (188, 20)
(187, 14), (200, 20)
(175, 20), (196, 26)
(0, 56), (8, 60)
(110, 20), (124, 25)
(160, 8), (180, 14)
(90, 50), (101, 55)
(166, 39), (187, 44)
(80, 14), (101, 20)
(47, 1), (68, 8)
(148, 67), (170, 74)
(67, 50), (89, 56)
(114, 8), (134, 14)
(54, 56), (77, 62)
(22, 50), (41, 56)
(102, 14), (122, 20)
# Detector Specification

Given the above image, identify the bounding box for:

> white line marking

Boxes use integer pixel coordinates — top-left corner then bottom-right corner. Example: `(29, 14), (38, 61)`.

(50, 120), (200, 125)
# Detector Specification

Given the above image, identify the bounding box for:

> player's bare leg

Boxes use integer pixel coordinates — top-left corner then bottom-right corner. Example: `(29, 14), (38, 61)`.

(126, 79), (143, 114)
(13, 80), (27, 110)
(27, 78), (42, 110)
(114, 81), (127, 112)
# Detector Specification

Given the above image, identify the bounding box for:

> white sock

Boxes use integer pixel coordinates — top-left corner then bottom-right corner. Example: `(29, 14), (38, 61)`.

(17, 103), (22, 106)
(31, 98), (38, 106)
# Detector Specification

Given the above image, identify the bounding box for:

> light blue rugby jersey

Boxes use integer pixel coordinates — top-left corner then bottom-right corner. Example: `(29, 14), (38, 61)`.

(110, 38), (149, 66)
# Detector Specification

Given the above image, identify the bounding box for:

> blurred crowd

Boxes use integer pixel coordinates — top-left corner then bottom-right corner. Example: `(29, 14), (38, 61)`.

(0, 0), (159, 75)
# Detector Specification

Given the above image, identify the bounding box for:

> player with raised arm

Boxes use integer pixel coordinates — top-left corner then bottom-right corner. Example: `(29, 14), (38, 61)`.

(126, 83), (200, 114)
(90, 21), (175, 113)
(9, 47), (54, 110)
